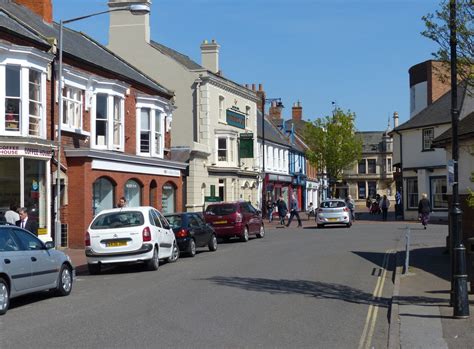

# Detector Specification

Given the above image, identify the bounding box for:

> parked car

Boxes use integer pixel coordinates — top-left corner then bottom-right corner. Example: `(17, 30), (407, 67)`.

(0, 225), (74, 315)
(316, 199), (352, 228)
(204, 201), (265, 242)
(165, 212), (217, 257)
(85, 206), (179, 274)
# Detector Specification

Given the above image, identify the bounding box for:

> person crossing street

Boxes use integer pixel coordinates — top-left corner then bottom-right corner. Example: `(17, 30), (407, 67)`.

(286, 193), (302, 228)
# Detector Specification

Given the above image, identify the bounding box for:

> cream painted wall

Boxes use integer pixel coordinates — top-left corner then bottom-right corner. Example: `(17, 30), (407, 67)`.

(410, 81), (428, 118)
(444, 140), (474, 195)
(401, 126), (450, 168)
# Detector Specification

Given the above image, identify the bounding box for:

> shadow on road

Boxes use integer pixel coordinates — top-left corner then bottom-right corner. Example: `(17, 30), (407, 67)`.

(203, 276), (390, 307)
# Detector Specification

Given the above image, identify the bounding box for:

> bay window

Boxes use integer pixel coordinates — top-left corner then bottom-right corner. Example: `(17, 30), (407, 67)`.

(5, 65), (20, 132)
(62, 86), (82, 129)
(216, 134), (236, 165)
(93, 93), (124, 150)
(137, 106), (163, 157)
(218, 138), (227, 161)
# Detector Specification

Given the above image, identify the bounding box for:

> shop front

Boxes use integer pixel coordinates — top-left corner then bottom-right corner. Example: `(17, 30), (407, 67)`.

(0, 141), (53, 241)
(306, 181), (320, 208)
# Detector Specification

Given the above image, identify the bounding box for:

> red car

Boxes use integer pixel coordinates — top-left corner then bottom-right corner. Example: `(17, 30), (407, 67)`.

(204, 201), (265, 242)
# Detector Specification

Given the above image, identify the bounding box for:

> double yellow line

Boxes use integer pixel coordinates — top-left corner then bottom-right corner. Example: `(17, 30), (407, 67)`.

(358, 249), (393, 349)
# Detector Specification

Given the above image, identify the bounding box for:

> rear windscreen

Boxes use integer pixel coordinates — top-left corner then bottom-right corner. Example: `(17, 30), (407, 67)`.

(165, 215), (182, 229)
(205, 204), (237, 215)
(321, 201), (346, 208)
(91, 211), (144, 229)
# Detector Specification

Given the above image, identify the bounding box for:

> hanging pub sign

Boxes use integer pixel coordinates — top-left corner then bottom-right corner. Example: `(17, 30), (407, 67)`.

(239, 132), (254, 158)
(226, 107), (246, 129)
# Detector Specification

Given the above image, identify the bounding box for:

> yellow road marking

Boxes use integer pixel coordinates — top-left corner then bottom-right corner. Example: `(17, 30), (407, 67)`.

(358, 249), (392, 349)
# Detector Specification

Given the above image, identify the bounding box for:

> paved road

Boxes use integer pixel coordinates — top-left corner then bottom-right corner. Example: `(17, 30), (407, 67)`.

(2, 221), (407, 348)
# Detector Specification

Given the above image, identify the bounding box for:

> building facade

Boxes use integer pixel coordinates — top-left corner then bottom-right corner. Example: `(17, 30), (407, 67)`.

(108, 0), (260, 211)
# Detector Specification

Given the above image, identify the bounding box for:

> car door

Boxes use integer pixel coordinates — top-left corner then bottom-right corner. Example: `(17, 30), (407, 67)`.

(0, 227), (31, 292)
(247, 203), (262, 233)
(157, 211), (174, 253)
(188, 214), (205, 246)
(195, 214), (212, 245)
(13, 229), (58, 288)
(240, 203), (256, 233)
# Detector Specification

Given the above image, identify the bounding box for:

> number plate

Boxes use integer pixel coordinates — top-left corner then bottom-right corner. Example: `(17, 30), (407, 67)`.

(106, 241), (127, 247)
(214, 220), (228, 225)
(328, 218), (338, 222)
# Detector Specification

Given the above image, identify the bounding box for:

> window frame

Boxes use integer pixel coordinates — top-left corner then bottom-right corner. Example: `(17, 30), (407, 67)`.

(406, 177), (419, 210)
(367, 159), (377, 174)
(422, 127), (434, 151)
(215, 133), (237, 166)
(136, 100), (165, 158)
(92, 91), (125, 151)
(62, 85), (83, 130)
(430, 176), (448, 210)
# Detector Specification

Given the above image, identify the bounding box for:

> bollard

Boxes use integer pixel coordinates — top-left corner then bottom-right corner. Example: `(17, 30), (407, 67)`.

(404, 225), (411, 274)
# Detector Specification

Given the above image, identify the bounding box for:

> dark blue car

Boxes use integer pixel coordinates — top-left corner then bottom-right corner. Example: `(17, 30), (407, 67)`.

(164, 213), (217, 257)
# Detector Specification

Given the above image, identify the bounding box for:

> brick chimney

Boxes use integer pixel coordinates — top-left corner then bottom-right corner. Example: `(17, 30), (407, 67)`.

(269, 101), (282, 122)
(200, 39), (220, 74)
(292, 101), (302, 121)
(15, 0), (52, 23)
(255, 83), (265, 114)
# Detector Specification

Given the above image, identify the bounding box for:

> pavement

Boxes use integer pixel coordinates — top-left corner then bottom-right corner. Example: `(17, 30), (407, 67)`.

(61, 214), (474, 348)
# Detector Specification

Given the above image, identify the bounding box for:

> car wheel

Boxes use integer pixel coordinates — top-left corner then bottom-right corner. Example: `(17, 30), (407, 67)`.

(188, 239), (196, 257)
(145, 247), (159, 271)
(167, 242), (180, 263)
(240, 226), (249, 242)
(0, 277), (10, 316)
(317, 224), (324, 229)
(256, 224), (265, 238)
(88, 263), (101, 275)
(346, 222), (352, 228)
(55, 264), (73, 296)
(208, 234), (218, 251)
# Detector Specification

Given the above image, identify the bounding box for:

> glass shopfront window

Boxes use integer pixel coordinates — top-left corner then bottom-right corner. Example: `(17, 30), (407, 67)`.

(162, 183), (175, 214)
(0, 157), (48, 231)
(93, 178), (114, 215)
(125, 179), (141, 207)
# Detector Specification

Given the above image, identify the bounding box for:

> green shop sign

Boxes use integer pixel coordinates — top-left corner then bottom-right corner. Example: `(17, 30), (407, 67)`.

(205, 196), (221, 202)
(239, 133), (254, 158)
(226, 108), (246, 129)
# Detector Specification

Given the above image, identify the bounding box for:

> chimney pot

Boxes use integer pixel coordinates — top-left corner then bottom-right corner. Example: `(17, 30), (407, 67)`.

(258, 84), (263, 91)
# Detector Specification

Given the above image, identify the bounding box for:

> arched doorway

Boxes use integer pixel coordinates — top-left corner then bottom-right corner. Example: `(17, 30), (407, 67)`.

(125, 179), (142, 207)
(149, 180), (157, 208)
(161, 182), (176, 214)
(93, 177), (115, 215)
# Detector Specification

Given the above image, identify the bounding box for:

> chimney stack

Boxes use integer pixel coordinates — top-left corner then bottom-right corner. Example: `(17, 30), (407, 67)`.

(292, 101), (302, 121)
(200, 39), (220, 74)
(255, 83), (265, 114)
(393, 111), (399, 128)
(269, 101), (282, 121)
(15, 0), (52, 23)
(109, 0), (152, 46)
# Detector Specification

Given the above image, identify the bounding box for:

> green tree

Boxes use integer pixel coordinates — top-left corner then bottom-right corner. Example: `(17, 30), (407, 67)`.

(421, 0), (473, 86)
(303, 108), (363, 196)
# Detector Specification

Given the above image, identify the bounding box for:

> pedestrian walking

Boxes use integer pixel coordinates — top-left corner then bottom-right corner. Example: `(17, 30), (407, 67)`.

(366, 197), (372, 212)
(286, 194), (302, 228)
(418, 193), (432, 229)
(381, 195), (390, 221)
(345, 195), (355, 221)
(266, 199), (275, 223)
(277, 196), (288, 225)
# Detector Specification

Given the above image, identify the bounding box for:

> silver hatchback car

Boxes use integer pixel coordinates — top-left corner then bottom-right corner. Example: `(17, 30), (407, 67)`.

(316, 199), (352, 228)
(0, 225), (74, 315)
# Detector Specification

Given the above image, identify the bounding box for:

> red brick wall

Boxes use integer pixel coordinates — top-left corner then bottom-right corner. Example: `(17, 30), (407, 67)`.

(14, 0), (52, 23)
(427, 61), (451, 105)
(66, 157), (183, 248)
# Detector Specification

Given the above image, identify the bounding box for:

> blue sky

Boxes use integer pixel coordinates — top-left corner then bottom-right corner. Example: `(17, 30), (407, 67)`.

(53, 0), (441, 131)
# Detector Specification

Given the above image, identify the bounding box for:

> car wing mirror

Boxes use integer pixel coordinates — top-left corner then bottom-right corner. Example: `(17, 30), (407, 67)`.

(44, 241), (55, 250)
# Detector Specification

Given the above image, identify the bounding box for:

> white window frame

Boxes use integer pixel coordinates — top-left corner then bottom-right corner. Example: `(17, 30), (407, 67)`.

(91, 92), (125, 151)
(136, 97), (165, 158)
(0, 45), (51, 139)
(62, 85), (83, 130)
(422, 128), (434, 151)
(406, 178), (418, 209)
(215, 131), (237, 166)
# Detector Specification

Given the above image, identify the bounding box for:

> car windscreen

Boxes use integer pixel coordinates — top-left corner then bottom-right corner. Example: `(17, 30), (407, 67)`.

(91, 211), (144, 229)
(205, 204), (237, 215)
(320, 201), (346, 208)
(165, 215), (183, 229)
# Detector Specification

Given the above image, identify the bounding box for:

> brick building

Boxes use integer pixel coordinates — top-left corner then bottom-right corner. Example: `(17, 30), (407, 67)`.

(0, 0), (186, 247)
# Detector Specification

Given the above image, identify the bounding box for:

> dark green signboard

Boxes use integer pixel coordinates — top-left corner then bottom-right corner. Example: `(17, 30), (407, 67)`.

(226, 109), (246, 129)
(205, 196), (221, 202)
(239, 133), (254, 158)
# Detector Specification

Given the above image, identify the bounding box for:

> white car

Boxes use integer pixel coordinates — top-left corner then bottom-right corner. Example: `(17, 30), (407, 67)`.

(316, 199), (352, 228)
(85, 207), (179, 274)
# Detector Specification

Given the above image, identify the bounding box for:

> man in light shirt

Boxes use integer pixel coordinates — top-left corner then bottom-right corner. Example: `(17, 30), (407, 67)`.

(4, 203), (19, 225)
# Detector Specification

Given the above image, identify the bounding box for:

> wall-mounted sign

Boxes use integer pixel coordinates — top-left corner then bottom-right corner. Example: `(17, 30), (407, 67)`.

(0, 145), (52, 159)
(205, 196), (221, 202)
(447, 159), (454, 186)
(226, 109), (246, 129)
(239, 133), (254, 158)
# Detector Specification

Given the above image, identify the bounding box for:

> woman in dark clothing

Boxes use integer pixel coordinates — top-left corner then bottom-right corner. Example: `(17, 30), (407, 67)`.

(276, 196), (288, 226)
(418, 193), (432, 229)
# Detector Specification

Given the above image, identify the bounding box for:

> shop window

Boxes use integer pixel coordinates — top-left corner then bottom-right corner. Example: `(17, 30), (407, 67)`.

(0, 158), (20, 214)
(125, 179), (142, 207)
(162, 183), (176, 214)
(430, 177), (448, 210)
(93, 178), (114, 215)
(406, 178), (418, 209)
(62, 86), (83, 129)
(24, 159), (47, 229)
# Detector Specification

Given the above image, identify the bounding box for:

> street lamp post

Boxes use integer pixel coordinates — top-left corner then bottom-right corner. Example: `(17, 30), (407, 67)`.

(449, 0), (469, 318)
(260, 96), (283, 211)
(54, 4), (150, 248)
